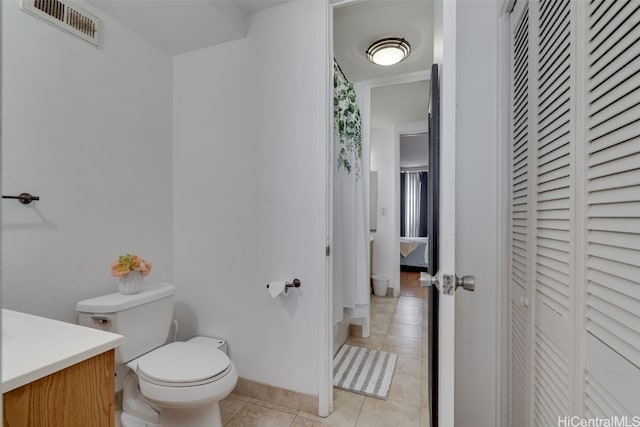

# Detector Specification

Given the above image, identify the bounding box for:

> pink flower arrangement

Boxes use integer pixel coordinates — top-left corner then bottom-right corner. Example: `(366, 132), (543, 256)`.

(111, 254), (152, 278)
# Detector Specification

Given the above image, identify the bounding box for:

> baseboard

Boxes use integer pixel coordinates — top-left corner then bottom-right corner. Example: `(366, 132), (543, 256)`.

(115, 376), (318, 415)
(233, 377), (319, 415)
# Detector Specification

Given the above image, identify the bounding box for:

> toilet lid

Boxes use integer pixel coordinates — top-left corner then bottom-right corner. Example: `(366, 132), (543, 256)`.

(137, 342), (231, 384)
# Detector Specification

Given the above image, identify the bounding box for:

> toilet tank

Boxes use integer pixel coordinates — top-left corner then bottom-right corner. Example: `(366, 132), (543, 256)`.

(77, 282), (175, 364)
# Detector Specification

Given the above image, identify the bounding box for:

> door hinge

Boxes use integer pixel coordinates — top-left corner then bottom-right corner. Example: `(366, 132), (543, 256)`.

(326, 246), (331, 256)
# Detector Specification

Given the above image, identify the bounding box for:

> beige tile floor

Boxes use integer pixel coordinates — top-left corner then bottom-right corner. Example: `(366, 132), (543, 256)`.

(116, 295), (430, 427)
(218, 294), (431, 427)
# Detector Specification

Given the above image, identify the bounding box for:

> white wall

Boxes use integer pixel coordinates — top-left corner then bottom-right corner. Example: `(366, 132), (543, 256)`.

(455, 0), (500, 425)
(173, 1), (328, 396)
(1, 1), (173, 323)
(370, 128), (396, 290)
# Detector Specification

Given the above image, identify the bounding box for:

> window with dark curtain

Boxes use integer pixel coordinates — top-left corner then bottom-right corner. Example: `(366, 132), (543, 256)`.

(400, 171), (428, 237)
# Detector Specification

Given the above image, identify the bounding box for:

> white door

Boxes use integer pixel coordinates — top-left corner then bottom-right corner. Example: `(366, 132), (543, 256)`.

(435, 1), (459, 426)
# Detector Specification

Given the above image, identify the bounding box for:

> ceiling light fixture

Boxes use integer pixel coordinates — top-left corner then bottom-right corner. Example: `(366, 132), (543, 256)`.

(366, 37), (411, 66)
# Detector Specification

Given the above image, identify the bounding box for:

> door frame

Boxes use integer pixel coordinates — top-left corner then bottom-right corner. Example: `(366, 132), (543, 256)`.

(395, 121), (430, 291)
(321, 0), (334, 417)
(324, 0), (431, 416)
(364, 71), (431, 298)
(324, 1), (511, 424)
(497, 1), (513, 426)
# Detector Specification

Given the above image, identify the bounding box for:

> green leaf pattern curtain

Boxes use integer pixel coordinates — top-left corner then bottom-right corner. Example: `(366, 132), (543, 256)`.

(334, 62), (362, 175)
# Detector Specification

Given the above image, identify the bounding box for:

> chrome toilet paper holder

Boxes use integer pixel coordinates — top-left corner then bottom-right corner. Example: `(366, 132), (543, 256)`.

(266, 279), (301, 289)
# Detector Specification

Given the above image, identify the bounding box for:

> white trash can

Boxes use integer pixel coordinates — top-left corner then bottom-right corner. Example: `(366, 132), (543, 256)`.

(371, 275), (390, 297)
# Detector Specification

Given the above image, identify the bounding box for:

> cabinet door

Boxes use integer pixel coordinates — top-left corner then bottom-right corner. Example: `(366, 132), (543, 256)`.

(3, 350), (115, 427)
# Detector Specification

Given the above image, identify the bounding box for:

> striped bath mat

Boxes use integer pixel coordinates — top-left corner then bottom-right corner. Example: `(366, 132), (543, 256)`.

(333, 344), (397, 400)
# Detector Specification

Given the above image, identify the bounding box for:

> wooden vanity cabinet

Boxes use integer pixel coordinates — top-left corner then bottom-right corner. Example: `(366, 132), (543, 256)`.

(3, 350), (115, 427)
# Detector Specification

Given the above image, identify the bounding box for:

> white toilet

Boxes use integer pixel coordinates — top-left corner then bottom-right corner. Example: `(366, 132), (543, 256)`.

(77, 282), (237, 427)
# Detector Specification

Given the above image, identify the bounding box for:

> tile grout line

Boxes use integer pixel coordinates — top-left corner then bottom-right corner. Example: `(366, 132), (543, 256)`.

(352, 390), (367, 427)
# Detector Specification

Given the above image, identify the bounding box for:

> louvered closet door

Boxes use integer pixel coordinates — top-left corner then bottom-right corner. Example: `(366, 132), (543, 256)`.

(584, 0), (640, 415)
(533, 0), (575, 424)
(509, 1), (532, 426)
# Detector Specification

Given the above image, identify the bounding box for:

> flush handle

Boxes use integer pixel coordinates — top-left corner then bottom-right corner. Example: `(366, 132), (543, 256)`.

(91, 316), (111, 325)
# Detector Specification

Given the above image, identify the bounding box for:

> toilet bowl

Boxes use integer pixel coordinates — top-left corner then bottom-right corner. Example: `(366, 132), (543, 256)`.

(76, 283), (237, 427)
(122, 337), (238, 427)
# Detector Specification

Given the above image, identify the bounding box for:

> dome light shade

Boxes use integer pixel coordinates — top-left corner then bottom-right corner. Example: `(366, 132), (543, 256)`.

(366, 38), (411, 66)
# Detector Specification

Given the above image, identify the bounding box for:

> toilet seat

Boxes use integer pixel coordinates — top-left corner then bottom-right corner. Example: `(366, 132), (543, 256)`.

(136, 342), (231, 387)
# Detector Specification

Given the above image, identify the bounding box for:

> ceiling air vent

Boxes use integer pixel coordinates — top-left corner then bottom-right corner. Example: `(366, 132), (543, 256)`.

(20, 0), (101, 47)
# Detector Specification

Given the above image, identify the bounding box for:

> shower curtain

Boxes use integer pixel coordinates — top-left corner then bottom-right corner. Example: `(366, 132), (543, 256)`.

(333, 62), (368, 325)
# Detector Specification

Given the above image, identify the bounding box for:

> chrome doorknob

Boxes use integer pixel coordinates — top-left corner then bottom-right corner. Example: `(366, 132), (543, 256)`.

(456, 275), (475, 292)
(430, 275), (439, 287)
(419, 273), (440, 288)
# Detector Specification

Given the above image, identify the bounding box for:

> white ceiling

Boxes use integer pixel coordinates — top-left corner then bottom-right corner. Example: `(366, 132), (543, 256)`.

(235, 0), (289, 15)
(89, 0), (432, 73)
(370, 80), (429, 129)
(88, 0), (431, 130)
(333, 1), (433, 83)
(88, 0), (290, 55)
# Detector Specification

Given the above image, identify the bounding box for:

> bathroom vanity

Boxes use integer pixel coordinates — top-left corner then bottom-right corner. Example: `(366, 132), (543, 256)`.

(2, 309), (123, 426)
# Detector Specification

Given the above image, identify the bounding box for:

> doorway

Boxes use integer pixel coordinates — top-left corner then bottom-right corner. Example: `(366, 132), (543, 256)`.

(399, 131), (429, 299)
(329, 1), (434, 425)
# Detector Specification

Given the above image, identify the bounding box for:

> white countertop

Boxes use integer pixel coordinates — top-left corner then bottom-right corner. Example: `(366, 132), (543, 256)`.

(2, 309), (123, 393)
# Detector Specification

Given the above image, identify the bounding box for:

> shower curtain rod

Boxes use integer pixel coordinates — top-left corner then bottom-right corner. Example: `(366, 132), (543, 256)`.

(334, 59), (349, 83)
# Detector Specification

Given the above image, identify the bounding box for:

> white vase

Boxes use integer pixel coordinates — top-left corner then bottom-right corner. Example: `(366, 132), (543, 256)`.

(119, 271), (144, 295)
